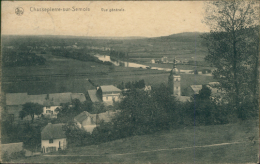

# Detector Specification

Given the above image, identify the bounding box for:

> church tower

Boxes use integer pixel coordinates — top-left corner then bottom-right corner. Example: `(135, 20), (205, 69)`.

(168, 57), (181, 96)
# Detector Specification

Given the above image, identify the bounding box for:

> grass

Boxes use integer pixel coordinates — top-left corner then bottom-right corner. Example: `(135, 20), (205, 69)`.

(12, 119), (259, 163)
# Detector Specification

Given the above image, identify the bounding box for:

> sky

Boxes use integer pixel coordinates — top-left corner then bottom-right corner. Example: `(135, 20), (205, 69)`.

(2, 1), (210, 37)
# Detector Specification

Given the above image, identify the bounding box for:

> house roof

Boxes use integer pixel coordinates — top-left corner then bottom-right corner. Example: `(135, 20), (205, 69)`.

(71, 93), (86, 102)
(97, 111), (119, 123)
(6, 92), (87, 106)
(48, 93), (72, 106)
(6, 93), (28, 105)
(88, 90), (101, 103)
(177, 96), (191, 102)
(190, 85), (203, 94)
(100, 85), (121, 93)
(27, 94), (47, 105)
(41, 123), (66, 140)
(74, 111), (97, 124)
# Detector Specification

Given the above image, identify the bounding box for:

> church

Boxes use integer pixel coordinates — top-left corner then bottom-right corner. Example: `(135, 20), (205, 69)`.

(168, 58), (190, 102)
(168, 57), (181, 96)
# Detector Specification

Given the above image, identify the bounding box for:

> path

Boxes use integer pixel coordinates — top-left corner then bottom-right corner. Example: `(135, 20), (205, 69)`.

(43, 140), (256, 157)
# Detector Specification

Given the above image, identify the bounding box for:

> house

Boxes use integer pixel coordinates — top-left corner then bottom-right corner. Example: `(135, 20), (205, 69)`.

(74, 111), (98, 133)
(177, 96), (191, 102)
(161, 56), (169, 63)
(96, 110), (120, 124)
(41, 123), (67, 153)
(144, 85), (152, 92)
(74, 110), (120, 133)
(5, 92), (87, 120)
(151, 59), (155, 63)
(87, 90), (102, 103)
(100, 85), (121, 105)
(5, 93), (28, 121)
(183, 82), (225, 101)
(184, 85), (203, 96)
(88, 85), (121, 106)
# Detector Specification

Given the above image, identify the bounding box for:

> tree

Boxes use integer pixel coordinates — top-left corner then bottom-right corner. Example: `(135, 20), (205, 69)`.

(198, 85), (211, 100)
(63, 121), (92, 147)
(21, 103), (43, 123)
(202, 0), (259, 112)
(19, 110), (27, 120)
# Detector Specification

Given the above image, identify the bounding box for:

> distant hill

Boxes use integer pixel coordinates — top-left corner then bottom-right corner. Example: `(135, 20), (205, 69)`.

(149, 32), (207, 43)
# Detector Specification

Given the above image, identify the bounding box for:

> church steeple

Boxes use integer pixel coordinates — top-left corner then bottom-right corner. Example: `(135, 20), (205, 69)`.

(173, 57), (176, 69)
(168, 56), (181, 96)
(171, 57), (179, 75)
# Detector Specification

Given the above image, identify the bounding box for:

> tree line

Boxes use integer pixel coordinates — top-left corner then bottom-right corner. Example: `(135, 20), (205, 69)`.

(2, 48), (46, 67)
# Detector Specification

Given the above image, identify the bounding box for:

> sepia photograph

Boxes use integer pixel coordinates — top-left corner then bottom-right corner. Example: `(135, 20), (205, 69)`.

(1, 0), (259, 163)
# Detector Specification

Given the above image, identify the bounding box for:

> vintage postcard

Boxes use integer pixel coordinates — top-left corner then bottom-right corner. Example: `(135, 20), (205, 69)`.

(1, 0), (259, 163)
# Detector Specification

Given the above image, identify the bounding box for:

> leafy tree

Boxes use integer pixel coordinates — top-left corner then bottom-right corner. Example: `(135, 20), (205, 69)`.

(63, 121), (92, 147)
(113, 88), (171, 137)
(151, 83), (176, 114)
(21, 103), (43, 123)
(117, 81), (125, 90)
(198, 85), (211, 100)
(19, 110), (27, 120)
(202, 0), (259, 112)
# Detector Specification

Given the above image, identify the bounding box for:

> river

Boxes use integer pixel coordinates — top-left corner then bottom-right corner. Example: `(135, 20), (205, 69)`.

(94, 54), (212, 76)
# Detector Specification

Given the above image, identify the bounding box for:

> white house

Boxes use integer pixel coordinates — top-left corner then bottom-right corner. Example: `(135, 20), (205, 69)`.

(100, 85), (121, 105)
(42, 106), (60, 118)
(161, 56), (169, 63)
(41, 123), (67, 153)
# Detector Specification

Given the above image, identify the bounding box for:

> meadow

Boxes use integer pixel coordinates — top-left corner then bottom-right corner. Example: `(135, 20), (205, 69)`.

(12, 119), (258, 163)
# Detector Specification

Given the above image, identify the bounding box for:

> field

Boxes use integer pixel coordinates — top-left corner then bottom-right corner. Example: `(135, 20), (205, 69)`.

(12, 119), (259, 163)
(3, 53), (216, 95)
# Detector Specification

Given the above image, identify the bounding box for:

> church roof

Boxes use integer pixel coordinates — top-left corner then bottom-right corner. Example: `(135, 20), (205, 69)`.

(169, 57), (179, 75)
(170, 67), (179, 75)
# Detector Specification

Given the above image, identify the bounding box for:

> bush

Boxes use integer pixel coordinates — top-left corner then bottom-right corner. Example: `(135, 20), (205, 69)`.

(9, 150), (26, 160)
(2, 150), (26, 162)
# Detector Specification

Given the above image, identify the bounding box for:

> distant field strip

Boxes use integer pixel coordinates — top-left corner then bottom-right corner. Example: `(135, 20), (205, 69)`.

(43, 141), (255, 157)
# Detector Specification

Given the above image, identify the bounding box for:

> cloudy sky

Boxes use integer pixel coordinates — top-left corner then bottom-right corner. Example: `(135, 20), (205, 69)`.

(2, 1), (210, 37)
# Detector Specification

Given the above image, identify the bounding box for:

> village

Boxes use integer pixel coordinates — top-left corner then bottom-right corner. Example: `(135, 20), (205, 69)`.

(2, 50), (228, 159)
